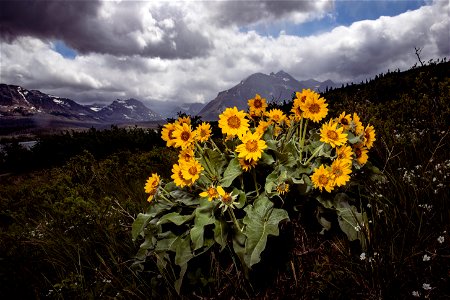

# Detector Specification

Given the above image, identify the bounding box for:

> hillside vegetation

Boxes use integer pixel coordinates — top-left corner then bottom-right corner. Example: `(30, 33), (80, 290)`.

(0, 61), (449, 299)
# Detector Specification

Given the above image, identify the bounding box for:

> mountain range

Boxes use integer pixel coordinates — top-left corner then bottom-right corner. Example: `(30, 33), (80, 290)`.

(198, 70), (338, 120)
(0, 71), (338, 133)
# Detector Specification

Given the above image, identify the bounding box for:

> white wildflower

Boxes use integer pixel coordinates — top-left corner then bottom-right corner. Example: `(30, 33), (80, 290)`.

(422, 254), (431, 262)
(422, 283), (432, 290)
(412, 291), (420, 297)
(437, 236), (444, 244)
(360, 252), (366, 260)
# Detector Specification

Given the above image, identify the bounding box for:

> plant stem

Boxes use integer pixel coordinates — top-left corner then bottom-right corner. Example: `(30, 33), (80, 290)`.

(229, 209), (243, 232)
(252, 169), (260, 196)
(304, 143), (324, 165)
(299, 118), (308, 161)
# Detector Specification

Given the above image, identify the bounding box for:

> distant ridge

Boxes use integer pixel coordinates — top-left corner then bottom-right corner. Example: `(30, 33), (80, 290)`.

(197, 71), (339, 120)
(0, 84), (162, 122)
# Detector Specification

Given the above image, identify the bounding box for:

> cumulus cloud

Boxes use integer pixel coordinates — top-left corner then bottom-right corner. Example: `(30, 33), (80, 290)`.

(0, 0), (448, 107)
(0, 0), (211, 59)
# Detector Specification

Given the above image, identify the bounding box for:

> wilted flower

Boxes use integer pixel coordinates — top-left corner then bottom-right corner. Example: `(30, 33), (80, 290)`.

(199, 186), (219, 201)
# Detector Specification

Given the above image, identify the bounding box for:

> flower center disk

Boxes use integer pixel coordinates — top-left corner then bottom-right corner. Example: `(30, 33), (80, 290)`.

(245, 140), (258, 153)
(309, 104), (320, 113)
(181, 131), (190, 141)
(227, 116), (241, 129)
(327, 130), (338, 140)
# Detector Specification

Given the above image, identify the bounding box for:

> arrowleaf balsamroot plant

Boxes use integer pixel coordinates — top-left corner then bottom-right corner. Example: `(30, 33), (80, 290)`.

(132, 90), (379, 293)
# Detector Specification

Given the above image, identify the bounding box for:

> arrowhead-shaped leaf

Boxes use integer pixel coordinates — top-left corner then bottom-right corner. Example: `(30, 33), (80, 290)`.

(243, 196), (289, 268)
(190, 200), (215, 250)
(214, 219), (228, 251)
(220, 157), (242, 187)
(157, 212), (194, 226)
(132, 213), (152, 241)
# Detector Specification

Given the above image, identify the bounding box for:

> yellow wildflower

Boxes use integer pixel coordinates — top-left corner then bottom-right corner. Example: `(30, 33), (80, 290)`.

(161, 122), (177, 148)
(351, 113), (364, 135)
(276, 182), (290, 195)
(238, 157), (258, 172)
(144, 173), (160, 202)
(353, 144), (369, 166)
(248, 94), (268, 117)
(195, 122), (212, 143)
(171, 163), (193, 187)
(173, 123), (196, 149)
(336, 111), (352, 130)
(336, 145), (353, 163)
(363, 124), (376, 149)
(300, 93), (328, 123)
(181, 159), (204, 183)
(320, 120), (348, 148)
(311, 165), (335, 193)
(218, 107), (249, 138)
(236, 131), (267, 161)
(265, 108), (287, 125)
(329, 159), (352, 187)
(199, 185), (219, 201)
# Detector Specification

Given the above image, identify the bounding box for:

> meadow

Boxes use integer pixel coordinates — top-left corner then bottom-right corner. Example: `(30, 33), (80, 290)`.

(0, 61), (449, 299)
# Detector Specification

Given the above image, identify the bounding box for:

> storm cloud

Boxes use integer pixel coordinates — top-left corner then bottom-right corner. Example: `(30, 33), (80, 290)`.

(207, 0), (333, 26)
(0, 0), (448, 107)
(0, 0), (211, 59)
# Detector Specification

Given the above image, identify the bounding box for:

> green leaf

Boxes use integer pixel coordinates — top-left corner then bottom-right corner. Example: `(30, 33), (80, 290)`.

(170, 190), (198, 206)
(264, 171), (279, 195)
(220, 157), (242, 187)
(234, 187), (246, 209)
(316, 206), (332, 235)
(155, 233), (182, 252)
(265, 138), (277, 151)
(135, 234), (156, 260)
(260, 152), (275, 165)
(174, 235), (194, 294)
(347, 131), (362, 144)
(334, 193), (368, 250)
(204, 149), (227, 175)
(175, 235), (193, 266)
(214, 219), (228, 251)
(190, 200), (215, 250)
(232, 228), (247, 271)
(157, 212), (194, 226)
(243, 196), (289, 268)
(132, 213), (152, 241)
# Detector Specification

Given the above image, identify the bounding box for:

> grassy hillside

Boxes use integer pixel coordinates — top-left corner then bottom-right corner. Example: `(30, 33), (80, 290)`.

(1, 61), (449, 299)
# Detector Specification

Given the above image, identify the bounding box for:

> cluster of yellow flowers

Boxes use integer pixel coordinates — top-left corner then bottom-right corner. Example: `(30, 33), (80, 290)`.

(311, 110), (376, 192)
(144, 89), (376, 203)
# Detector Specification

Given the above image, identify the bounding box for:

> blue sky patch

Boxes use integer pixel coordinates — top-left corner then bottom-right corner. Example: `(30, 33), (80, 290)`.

(242, 0), (427, 37)
(52, 40), (77, 59)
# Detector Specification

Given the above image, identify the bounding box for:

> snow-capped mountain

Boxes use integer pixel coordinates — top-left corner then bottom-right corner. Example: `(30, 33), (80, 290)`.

(0, 84), (163, 125)
(197, 71), (339, 120)
(96, 98), (162, 122)
(0, 84), (96, 120)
